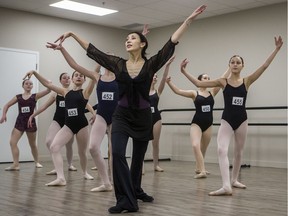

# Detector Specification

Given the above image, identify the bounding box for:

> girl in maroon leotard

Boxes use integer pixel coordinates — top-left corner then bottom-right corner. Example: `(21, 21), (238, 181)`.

(0, 78), (50, 171)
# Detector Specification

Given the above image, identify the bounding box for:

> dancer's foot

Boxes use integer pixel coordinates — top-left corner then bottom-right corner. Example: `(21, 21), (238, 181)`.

(91, 167), (97, 170)
(232, 181), (246, 189)
(194, 172), (207, 179)
(108, 205), (138, 214)
(84, 173), (94, 180)
(68, 165), (77, 171)
(46, 169), (57, 175)
(137, 193), (154, 202)
(195, 169), (210, 175)
(209, 188), (232, 196)
(5, 166), (20, 171)
(154, 166), (164, 172)
(35, 162), (43, 168)
(90, 184), (113, 192)
(45, 178), (66, 186)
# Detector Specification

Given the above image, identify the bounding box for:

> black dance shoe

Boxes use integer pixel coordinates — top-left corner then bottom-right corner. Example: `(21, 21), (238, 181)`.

(136, 194), (154, 202)
(108, 205), (138, 214)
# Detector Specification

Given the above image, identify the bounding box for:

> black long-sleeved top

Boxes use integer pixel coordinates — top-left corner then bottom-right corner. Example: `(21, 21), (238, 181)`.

(86, 39), (177, 109)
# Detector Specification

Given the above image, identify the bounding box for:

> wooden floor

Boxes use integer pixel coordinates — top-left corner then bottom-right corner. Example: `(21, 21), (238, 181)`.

(0, 160), (286, 216)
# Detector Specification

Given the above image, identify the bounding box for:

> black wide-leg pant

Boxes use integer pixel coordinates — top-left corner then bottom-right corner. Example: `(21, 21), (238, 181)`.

(111, 131), (149, 209)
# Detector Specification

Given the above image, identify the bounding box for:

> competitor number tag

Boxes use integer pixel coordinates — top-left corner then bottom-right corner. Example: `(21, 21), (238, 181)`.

(232, 97), (244, 106)
(102, 92), (114, 100)
(21, 106), (30, 113)
(59, 101), (65, 107)
(67, 108), (78, 117)
(201, 105), (211, 112)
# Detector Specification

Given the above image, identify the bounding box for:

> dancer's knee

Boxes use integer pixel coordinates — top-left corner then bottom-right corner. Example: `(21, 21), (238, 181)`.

(50, 144), (60, 153)
(234, 151), (243, 160)
(217, 146), (228, 157)
(89, 145), (101, 157)
(192, 142), (200, 151)
(45, 139), (53, 149)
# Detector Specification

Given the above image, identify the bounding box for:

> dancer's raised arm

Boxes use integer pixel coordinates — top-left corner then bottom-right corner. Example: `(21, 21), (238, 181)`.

(35, 87), (51, 101)
(166, 76), (196, 99)
(54, 32), (89, 50)
(245, 36), (283, 89)
(27, 94), (56, 128)
(24, 71), (65, 96)
(52, 5), (206, 51)
(171, 5), (206, 43)
(180, 59), (225, 88)
(157, 55), (175, 95)
(46, 43), (99, 82)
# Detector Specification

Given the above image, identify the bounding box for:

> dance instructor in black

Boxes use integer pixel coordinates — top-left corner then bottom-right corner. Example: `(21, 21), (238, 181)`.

(49, 5), (207, 213)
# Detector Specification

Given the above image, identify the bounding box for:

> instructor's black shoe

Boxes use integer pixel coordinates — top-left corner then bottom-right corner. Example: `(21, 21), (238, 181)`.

(108, 205), (138, 214)
(137, 194), (154, 202)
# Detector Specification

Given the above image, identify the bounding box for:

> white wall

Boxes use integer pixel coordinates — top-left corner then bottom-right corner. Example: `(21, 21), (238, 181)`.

(0, 3), (286, 167)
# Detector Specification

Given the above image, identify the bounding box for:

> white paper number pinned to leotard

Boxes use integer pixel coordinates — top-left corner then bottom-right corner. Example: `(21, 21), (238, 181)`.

(232, 97), (244, 106)
(102, 92), (114, 100)
(21, 106), (30, 113)
(67, 108), (78, 117)
(59, 101), (65, 107)
(201, 105), (210, 112)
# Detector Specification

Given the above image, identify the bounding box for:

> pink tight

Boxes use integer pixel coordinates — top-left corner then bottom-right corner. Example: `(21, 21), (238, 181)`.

(217, 119), (248, 191)
(89, 114), (111, 185)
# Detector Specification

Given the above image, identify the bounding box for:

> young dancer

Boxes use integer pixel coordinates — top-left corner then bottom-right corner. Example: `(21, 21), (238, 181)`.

(28, 73), (96, 175)
(48, 4), (207, 213)
(24, 70), (95, 186)
(27, 72), (77, 174)
(0, 78), (50, 170)
(166, 59), (230, 178)
(46, 44), (117, 192)
(148, 56), (175, 172)
(180, 36), (283, 195)
(89, 63), (118, 189)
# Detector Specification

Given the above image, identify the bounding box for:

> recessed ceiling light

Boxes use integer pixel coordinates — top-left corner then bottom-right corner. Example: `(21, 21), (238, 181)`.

(50, 0), (118, 16)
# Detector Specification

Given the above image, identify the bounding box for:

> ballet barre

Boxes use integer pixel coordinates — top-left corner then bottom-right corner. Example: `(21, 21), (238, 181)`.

(160, 106), (288, 126)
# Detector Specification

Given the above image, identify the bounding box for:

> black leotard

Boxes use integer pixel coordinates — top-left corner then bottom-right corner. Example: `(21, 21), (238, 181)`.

(96, 78), (118, 125)
(222, 79), (247, 130)
(64, 89), (88, 134)
(149, 91), (161, 126)
(191, 91), (214, 132)
(53, 94), (65, 127)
